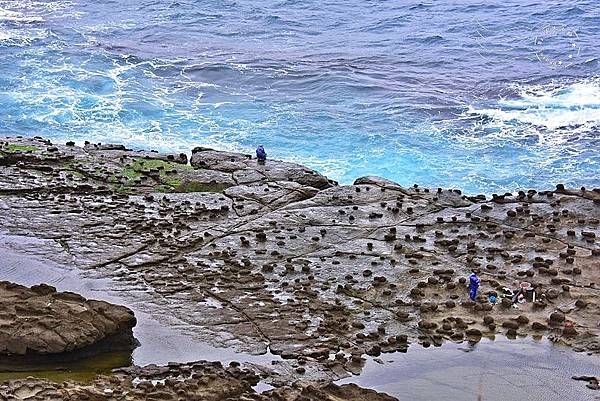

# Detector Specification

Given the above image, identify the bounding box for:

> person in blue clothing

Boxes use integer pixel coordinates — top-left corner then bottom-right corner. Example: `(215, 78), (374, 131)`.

(469, 270), (480, 301)
(256, 145), (267, 163)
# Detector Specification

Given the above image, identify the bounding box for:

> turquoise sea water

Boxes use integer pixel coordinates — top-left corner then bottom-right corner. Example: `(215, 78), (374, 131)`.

(0, 0), (599, 193)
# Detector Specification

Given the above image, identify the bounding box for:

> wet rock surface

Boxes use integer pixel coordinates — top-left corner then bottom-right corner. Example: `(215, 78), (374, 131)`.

(0, 361), (395, 401)
(0, 136), (599, 398)
(0, 281), (136, 360)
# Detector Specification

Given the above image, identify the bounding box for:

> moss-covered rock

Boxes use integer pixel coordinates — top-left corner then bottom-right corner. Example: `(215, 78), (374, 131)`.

(3, 144), (40, 153)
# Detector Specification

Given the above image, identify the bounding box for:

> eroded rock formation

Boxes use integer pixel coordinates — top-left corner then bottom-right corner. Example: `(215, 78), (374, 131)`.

(0, 361), (396, 401)
(0, 281), (136, 361)
(0, 136), (598, 397)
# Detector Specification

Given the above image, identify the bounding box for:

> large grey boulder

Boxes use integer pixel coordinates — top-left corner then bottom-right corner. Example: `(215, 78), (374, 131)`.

(190, 147), (336, 190)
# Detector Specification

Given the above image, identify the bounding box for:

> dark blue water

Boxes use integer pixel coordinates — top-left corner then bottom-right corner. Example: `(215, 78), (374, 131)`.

(1, 0), (599, 193)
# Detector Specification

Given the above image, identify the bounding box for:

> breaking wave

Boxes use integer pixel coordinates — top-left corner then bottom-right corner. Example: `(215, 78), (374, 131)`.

(468, 80), (600, 130)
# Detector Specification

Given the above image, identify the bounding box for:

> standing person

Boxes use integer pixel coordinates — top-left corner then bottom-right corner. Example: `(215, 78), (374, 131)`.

(469, 270), (480, 301)
(256, 145), (267, 164)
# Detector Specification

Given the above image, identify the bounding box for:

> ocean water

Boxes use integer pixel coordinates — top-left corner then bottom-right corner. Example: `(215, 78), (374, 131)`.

(0, 0), (598, 193)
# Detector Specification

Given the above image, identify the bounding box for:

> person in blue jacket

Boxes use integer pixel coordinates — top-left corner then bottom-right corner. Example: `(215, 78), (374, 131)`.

(469, 270), (480, 301)
(256, 145), (267, 163)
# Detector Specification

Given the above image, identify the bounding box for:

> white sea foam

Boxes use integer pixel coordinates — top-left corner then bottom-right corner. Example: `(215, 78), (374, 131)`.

(0, 27), (49, 45)
(0, 4), (59, 46)
(0, 8), (44, 23)
(0, 0), (81, 27)
(468, 80), (600, 130)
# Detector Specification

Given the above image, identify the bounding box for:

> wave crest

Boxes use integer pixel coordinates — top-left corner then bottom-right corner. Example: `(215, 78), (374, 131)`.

(468, 80), (600, 130)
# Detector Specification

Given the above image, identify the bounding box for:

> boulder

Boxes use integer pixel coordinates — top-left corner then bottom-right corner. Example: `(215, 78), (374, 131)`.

(0, 281), (136, 358)
(190, 147), (334, 189)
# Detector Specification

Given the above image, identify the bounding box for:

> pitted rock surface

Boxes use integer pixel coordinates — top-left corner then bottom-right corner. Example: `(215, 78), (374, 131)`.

(0, 281), (136, 356)
(0, 361), (397, 401)
(0, 136), (599, 384)
(267, 382), (398, 401)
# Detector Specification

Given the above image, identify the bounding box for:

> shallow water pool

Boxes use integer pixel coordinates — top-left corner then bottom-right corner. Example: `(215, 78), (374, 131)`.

(338, 336), (600, 401)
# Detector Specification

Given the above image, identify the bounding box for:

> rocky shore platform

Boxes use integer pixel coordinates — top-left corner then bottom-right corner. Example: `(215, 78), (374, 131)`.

(0, 136), (598, 399)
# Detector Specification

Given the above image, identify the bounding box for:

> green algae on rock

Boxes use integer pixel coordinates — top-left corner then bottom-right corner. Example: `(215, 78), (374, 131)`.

(2, 144), (40, 153)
